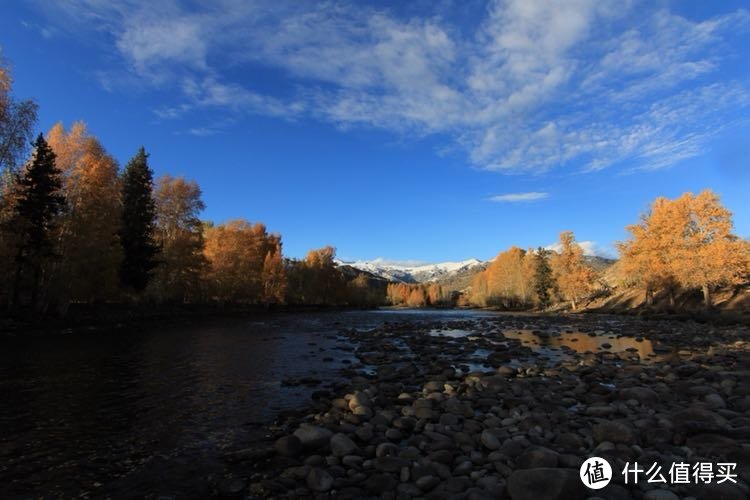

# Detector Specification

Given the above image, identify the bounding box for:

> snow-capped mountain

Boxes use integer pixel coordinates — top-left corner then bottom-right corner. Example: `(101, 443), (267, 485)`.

(336, 258), (485, 283)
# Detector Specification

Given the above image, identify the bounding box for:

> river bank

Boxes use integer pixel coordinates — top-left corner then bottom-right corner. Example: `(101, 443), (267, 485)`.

(246, 312), (750, 499)
(0, 303), (366, 337)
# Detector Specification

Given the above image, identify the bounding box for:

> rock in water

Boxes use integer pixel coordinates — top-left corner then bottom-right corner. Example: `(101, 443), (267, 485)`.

(507, 468), (585, 500)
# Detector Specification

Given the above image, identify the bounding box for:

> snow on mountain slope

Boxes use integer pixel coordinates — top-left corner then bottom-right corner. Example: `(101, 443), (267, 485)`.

(336, 258), (484, 283)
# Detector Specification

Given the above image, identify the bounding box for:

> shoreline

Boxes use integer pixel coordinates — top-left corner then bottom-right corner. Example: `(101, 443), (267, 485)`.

(0, 303), (371, 338)
(3, 300), (749, 338)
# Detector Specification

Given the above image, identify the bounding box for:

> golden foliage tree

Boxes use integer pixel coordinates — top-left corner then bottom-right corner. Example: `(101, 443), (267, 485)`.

(620, 190), (748, 308)
(617, 196), (683, 306)
(386, 282), (447, 307)
(470, 246), (535, 309)
(551, 231), (596, 310)
(303, 246), (341, 305)
(261, 236), (287, 305)
(46, 122), (122, 307)
(203, 219), (283, 303)
(152, 175), (207, 302)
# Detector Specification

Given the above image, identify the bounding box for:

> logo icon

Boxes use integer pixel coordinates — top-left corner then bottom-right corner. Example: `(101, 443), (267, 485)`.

(580, 457), (612, 489)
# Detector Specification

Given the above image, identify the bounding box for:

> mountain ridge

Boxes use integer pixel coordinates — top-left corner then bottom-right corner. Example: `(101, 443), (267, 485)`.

(335, 258), (485, 284)
(337, 255), (618, 292)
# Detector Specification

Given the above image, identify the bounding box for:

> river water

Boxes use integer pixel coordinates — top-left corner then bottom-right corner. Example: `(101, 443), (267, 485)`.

(0, 309), (663, 497)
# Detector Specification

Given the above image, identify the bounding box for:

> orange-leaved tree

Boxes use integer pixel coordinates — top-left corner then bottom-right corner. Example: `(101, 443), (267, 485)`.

(46, 122), (121, 307)
(617, 196), (683, 306)
(551, 231), (596, 310)
(261, 235), (287, 305)
(152, 175), (207, 302)
(673, 190), (747, 308)
(203, 219), (281, 303)
(619, 190), (748, 308)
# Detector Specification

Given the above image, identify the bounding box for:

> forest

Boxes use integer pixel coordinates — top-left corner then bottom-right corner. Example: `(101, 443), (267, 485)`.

(1, 58), (749, 318)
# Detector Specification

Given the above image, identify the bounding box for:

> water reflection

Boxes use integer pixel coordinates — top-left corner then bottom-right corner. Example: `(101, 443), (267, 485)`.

(0, 314), (370, 497)
(502, 329), (660, 360)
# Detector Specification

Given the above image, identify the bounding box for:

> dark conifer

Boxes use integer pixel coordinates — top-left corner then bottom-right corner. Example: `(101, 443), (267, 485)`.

(119, 147), (159, 292)
(9, 133), (65, 308)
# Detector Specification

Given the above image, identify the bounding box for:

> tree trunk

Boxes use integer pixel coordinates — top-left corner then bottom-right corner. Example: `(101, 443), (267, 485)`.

(571, 299), (577, 311)
(701, 284), (711, 309)
(645, 288), (653, 306)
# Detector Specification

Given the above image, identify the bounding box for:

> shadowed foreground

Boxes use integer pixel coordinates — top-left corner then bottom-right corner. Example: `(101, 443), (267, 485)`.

(2, 310), (749, 499)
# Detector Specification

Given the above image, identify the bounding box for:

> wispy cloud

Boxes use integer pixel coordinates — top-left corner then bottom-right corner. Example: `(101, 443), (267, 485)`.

(31, 0), (750, 172)
(545, 240), (599, 256)
(488, 192), (549, 202)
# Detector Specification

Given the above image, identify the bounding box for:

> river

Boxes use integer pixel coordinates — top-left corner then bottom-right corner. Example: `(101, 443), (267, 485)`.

(0, 309), (502, 497)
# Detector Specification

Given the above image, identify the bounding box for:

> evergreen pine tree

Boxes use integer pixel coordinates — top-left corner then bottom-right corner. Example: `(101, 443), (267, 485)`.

(8, 133), (65, 308)
(533, 247), (555, 309)
(119, 147), (159, 292)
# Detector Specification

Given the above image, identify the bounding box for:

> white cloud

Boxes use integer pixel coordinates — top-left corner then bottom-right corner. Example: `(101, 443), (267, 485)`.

(488, 192), (549, 202)
(545, 240), (598, 256)
(34, 1), (750, 172)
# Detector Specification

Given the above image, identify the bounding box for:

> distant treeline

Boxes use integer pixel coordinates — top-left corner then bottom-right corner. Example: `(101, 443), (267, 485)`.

(386, 282), (452, 308)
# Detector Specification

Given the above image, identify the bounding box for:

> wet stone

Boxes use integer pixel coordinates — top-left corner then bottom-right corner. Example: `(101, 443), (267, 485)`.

(306, 467), (333, 492)
(330, 433), (357, 457)
(294, 424), (333, 450)
(481, 430), (501, 450)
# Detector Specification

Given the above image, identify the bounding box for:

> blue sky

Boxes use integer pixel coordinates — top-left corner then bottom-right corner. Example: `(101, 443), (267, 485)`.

(1, 0), (749, 262)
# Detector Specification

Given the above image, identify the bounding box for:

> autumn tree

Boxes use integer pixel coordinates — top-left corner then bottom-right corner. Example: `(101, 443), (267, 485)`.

(617, 196), (684, 306)
(261, 236), (287, 305)
(203, 219), (282, 303)
(551, 231), (596, 310)
(386, 282), (447, 308)
(675, 191), (749, 308)
(152, 175), (207, 302)
(426, 283), (445, 306)
(533, 247), (555, 309)
(5, 134), (65, 310)
(46, 122), (122, 306)
(620, 190), (749, 309)
(119, 147), (159, 292)
(471, 246), (534, 309)
(303, 246), (345, 305)
(346, 273), (385, 308)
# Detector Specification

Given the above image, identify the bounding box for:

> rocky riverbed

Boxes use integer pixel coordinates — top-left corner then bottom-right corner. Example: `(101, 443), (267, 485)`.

(244, 313), (750, 499)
